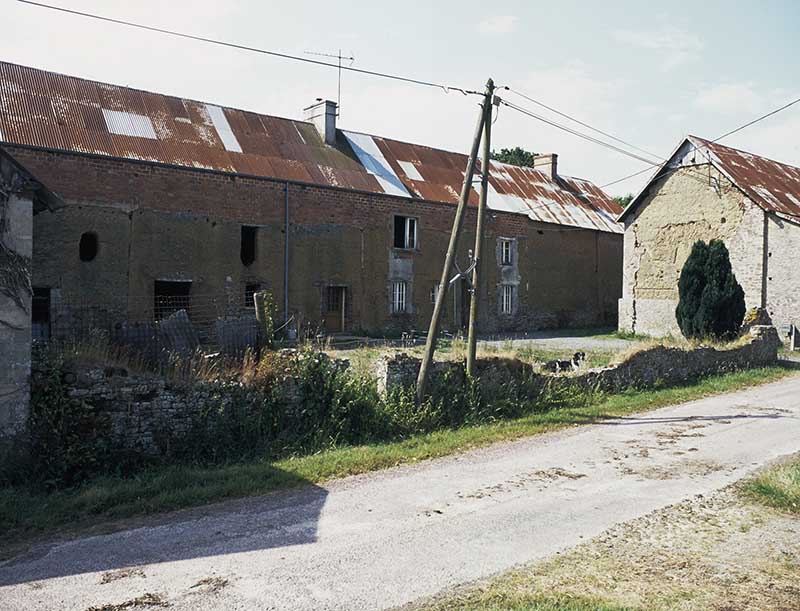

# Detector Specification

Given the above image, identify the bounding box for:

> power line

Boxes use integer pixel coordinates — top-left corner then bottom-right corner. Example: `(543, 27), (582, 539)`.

(504, 87), (662, 161)
(713, 94), (800, 142)
(16, 0), (481, 95)
(601, 93), (800, 189)
(500, 100), (660, 166)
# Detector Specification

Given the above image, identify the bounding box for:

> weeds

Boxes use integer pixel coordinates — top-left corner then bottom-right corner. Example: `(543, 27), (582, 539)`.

(741, 457), (800, 513)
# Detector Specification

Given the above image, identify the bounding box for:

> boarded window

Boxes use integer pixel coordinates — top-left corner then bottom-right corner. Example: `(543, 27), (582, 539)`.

(154, 280), (191, 321)
(241, 226), (257, 266)
(79, 232), (98, 262)
(393, 216), (417, 249)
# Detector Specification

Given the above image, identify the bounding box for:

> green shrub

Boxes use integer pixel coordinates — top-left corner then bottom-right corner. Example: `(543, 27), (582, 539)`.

(13, 349), (140, 489)
(676, 239), (745, 340)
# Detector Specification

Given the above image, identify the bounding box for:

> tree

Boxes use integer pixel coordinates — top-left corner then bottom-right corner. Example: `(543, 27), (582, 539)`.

(490, 146), (536, 168)
(613, 193), (634, 208)
(675, 239), (746, 340)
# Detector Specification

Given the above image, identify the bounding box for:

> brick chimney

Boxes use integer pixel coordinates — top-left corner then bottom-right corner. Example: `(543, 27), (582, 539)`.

(303, 99), (337, 145)
(533, 153), (558, 179)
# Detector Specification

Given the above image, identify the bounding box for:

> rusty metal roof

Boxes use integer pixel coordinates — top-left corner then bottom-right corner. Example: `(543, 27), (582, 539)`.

(688, 136), (800, 219)
(622, 135), (800, 222)
(0, 60), (622, 233)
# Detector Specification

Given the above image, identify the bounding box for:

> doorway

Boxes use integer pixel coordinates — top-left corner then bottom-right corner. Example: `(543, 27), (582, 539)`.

(324, 285), (347, 333)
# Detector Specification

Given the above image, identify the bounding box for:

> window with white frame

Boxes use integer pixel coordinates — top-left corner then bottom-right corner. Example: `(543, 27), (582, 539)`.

(500, 284), (514, 314)
(430, 284), (439, 304)
(393, 216), (417, 249)
(392, 281), (408, 313)
(500, 238), (513, 265)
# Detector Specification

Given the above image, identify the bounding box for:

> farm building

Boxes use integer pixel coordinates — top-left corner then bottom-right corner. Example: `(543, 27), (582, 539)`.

(619, 135), (800, 337)
(0, 61), (623, 346)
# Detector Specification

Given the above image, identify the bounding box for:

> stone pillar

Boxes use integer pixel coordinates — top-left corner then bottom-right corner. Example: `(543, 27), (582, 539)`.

(0, 193), (33, 453)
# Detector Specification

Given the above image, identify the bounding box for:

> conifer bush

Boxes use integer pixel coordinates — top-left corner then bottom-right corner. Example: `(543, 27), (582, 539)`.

(675, 239), (746, 340)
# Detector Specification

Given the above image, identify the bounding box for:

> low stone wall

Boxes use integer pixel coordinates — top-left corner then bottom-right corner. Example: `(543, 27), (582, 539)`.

(377, 325), (782, 395)
(34, 350), (349, 455)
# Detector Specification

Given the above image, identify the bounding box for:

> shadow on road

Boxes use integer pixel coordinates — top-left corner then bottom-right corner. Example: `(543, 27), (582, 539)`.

(0, 467), (327, 587)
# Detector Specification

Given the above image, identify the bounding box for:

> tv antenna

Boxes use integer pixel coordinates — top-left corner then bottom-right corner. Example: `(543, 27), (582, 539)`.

(304, 49), (355, 117)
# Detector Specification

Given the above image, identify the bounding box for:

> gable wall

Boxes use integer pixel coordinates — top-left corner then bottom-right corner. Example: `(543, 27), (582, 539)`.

(764, 213), (800, 333)
(619, 165), (765, 336)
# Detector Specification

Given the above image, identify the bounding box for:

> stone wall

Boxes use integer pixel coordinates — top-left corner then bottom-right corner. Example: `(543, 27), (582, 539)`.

(377, 326), (781, 395)
(0, 187), (33, 452)
(41, 350), (348, 455)
(619, 165), (765, 336)
(764, 213), (800, 332)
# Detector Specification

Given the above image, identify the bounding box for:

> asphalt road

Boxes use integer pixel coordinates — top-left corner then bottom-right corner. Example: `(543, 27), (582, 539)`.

(3, 375), (800, 611)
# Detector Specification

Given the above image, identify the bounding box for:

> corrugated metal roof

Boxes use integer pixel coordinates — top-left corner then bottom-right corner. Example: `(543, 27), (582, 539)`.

(0, 60), (622, 233)
(688, 136), (800, 219)
(621, 135), (800, 223)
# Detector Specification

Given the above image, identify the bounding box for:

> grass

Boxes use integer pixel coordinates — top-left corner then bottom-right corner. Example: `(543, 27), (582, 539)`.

(741, 457), (800, 513)
(0, 366), (794, 552)
(424, 593), (634, 611)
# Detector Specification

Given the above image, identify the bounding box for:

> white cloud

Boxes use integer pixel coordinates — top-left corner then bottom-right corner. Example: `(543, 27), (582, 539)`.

(613, 26), (703, 70)
(694, 82), (762, 115)
(477, 15), (518, 35)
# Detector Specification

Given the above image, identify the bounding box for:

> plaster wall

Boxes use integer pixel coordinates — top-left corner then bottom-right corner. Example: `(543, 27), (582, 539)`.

(620, 165), (764, 336)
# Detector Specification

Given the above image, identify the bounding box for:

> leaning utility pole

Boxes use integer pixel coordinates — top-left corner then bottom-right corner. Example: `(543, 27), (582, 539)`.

(466, 81), (494, 376)
(416, 78), (494, 403)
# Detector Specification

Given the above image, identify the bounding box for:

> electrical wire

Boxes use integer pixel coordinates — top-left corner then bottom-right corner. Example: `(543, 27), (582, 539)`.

(601, 93), (800, 189)
(500, 100), (661, 166)
(16, 0), (482, 96)
(504, 87), (662, 161)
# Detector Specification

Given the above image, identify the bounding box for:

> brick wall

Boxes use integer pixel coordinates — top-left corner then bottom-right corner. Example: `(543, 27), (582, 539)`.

(7, 145), (622, 335)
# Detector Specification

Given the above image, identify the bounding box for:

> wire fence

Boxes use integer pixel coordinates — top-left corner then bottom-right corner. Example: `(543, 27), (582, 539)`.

(34, 292), (265, 361)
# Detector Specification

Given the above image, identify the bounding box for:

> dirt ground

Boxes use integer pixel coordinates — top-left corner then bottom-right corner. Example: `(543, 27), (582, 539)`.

(421, 469), (800, 611)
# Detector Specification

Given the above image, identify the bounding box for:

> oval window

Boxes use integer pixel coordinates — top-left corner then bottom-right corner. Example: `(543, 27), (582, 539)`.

(79, 232), (98, 262)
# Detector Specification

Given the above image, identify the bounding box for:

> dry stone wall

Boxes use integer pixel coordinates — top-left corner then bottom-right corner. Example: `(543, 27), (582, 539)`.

(377, 326), (781, 395)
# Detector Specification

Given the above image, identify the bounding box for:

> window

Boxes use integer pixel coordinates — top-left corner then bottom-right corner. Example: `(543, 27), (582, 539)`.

(154, 280), (192, 321)
(244, 283), (261, 308)
(500, 239), (513, 265)
(430, 284), (439, 304)
(500, 284), (514, 314)
(392, 281), (408, 313)
(79, 232), (98, 262)
(393, 216), (417, 249)
(240, 226), (257, 266)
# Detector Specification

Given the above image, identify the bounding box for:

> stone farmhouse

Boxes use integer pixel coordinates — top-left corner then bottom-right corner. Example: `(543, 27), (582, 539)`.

(619, 135), (800, 337)
(0, 61), (623, 342)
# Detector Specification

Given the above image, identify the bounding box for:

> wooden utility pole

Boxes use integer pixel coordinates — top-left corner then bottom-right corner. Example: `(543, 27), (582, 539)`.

(416, 78), (493, 403)
(466, 81), (494, 376)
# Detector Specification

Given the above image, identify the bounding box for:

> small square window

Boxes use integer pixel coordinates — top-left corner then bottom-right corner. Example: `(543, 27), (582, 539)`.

(392, 281), (408, 313)
(394, 216), (417, 249)
(500, 239), (513, 265)
(500, 284), (514, 314)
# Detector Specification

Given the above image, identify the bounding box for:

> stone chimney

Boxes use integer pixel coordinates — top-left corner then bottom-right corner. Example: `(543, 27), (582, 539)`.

(303, 99), (337, 145)
(533, 153), (558, 179)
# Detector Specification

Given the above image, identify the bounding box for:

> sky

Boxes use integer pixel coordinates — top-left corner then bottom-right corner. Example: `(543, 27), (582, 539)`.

(2, 0), (799, 196)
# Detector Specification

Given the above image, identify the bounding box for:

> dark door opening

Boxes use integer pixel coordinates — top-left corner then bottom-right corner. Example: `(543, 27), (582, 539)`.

(31, 286), (51, 339)
(324, 286), (347, 333)
(154, 280), (192, 321)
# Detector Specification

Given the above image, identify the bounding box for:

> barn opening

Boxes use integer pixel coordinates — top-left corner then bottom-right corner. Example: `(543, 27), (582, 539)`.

(241, 226), (257, 266)
(154, 280), (192, 321)
(79, 232), (98, 261)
